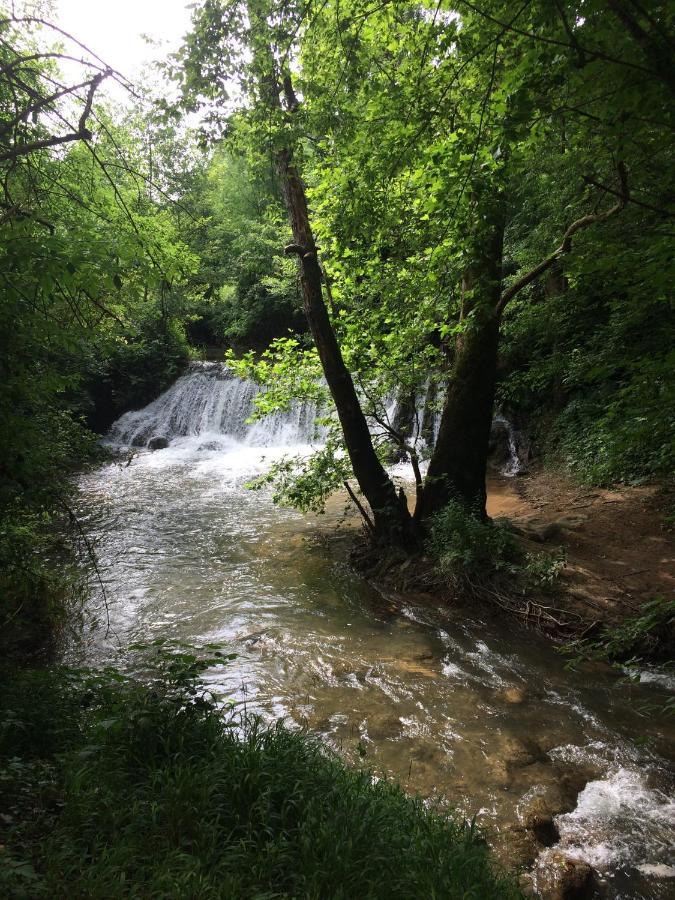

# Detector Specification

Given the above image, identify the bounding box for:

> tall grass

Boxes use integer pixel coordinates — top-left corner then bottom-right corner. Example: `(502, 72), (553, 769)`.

(0, 655), (521, 899)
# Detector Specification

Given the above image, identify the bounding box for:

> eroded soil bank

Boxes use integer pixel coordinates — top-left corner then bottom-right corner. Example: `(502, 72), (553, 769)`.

(374, 469), (674, 649)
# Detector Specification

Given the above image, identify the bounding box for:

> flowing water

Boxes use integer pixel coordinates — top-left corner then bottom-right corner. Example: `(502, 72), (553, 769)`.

(77, 363), (674, 899)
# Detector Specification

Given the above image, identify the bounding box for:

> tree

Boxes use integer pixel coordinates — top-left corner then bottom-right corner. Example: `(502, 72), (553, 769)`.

(174, 0), (416, 545)
(299, 0), (668, 517)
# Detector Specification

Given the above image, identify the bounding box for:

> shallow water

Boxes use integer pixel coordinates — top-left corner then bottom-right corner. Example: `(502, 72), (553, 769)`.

(75, 373), (675, 899)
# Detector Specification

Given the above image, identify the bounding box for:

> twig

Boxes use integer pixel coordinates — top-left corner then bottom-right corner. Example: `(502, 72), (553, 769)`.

(343, 480), (376, 535)
(60, 498), (118, 643)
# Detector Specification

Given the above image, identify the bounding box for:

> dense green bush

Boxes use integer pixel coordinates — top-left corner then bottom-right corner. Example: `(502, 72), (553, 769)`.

(500, 210), (675, 486)
(82, 315), (192, 432)
(427, 501), (520, 581)
(0, 651), (520, 899)
(0, 506), (82, 662)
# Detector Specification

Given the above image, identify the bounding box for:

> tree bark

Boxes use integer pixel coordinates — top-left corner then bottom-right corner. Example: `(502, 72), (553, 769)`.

(417, 213), (504, 520)
(275, 144), (414, 545)
(417, 311), (501, 519)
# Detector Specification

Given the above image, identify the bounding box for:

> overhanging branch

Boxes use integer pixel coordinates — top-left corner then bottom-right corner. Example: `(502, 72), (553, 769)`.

(496, 162), (629, 314)
(0, 70), (109, 163)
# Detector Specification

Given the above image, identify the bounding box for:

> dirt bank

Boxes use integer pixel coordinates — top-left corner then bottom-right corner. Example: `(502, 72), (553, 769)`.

(360, 469), (674, 646)
(503, 470), (674, 635)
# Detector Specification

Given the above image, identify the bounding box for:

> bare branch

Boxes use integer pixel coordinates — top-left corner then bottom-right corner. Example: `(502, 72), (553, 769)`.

(343, 480), (376, 534)
(0, 70), (109, 163)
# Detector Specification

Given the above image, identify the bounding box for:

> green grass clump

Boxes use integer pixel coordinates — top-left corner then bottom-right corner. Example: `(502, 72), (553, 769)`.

(0, 653), (520, 899)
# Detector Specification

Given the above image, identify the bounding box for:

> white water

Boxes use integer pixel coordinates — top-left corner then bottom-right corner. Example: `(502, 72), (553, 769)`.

(78, 363), (674, 899)
(109, 361), (325, 450)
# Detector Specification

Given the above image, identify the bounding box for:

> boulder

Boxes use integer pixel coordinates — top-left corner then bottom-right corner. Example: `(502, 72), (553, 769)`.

(502, 685), (528, 704)
(533, 851), (595, 899)
(147, 436), (169, 451)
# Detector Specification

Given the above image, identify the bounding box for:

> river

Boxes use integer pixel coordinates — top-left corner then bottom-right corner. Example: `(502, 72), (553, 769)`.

(75, 362), (675, 899)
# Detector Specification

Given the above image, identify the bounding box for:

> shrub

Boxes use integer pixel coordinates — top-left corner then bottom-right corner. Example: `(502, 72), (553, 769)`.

(427, 500), (520, 581)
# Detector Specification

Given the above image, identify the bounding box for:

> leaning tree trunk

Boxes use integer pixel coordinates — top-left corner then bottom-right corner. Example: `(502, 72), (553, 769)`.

(275, 149), (414, 545)
(417, 214), (505, 521)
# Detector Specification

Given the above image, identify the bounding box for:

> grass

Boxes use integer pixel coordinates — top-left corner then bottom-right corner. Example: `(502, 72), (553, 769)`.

(0, 647), (521, 899)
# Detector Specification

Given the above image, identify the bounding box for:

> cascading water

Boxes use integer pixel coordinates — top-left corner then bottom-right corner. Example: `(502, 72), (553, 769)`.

(110, 363), (524, 480)
(75, 363), (674, 898)
(109, 361), (325, 450)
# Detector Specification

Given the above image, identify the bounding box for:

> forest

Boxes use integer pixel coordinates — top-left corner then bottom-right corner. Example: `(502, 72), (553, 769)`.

(0, 1), (673, 898)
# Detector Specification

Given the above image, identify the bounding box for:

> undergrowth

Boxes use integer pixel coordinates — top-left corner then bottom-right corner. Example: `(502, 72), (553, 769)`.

(563, 597), (675, 670)
(427, 500), (564, 592)
(0, 642), (520, 899)
(562, 597), (675, 716)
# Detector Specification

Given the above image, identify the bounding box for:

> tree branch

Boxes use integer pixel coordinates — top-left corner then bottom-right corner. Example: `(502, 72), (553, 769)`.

(0, 70), (109, 163)
(496, 162), (629, 314)
(343, 480), (376, 534)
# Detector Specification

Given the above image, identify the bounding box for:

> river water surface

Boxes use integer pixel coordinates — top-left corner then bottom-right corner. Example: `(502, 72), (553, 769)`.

(76, 364), (674, 899)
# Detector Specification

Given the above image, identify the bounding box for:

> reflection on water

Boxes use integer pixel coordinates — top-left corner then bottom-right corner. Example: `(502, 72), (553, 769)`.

(76, 436), (675, 898)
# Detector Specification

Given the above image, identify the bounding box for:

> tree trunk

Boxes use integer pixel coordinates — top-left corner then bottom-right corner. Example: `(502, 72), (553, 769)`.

(275, 148), (414, 545)
(417, 213), (504, 520)
(417, 311), (501, 519)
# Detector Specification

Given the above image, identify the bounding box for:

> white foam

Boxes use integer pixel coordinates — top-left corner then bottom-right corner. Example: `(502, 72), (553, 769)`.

(638, 863), (675, 878)
(555, 767), (675, 870)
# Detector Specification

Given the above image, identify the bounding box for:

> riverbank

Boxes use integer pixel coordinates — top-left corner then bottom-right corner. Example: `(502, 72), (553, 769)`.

(365, 468), (674, 654)
(0, 658), (519, 899)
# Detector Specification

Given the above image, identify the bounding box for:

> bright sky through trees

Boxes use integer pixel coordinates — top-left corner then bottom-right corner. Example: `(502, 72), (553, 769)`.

(55, 0), (191, 93)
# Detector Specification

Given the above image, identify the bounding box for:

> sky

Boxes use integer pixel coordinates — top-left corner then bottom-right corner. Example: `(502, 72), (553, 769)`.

(54, 0), (193, 94)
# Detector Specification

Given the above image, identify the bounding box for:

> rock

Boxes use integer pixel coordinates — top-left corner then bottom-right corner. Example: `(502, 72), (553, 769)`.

(518, 873), (536, 897)
(391, 658), (437, 678)
(365, 712), (402, 740)
(502, 685), (528, 704)
(237, 630), (268, 647)
(530, 812), (560, 847)
(533, 851), (595, 899)
(499, 824), (540, 869)
(147, 436), (169, 451)
(515, 517), (578, 543)
(499, 735), (540, 768)
(518, 783), (577, 847)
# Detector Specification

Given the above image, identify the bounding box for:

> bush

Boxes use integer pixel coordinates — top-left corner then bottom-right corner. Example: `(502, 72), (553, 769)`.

(0, 505), (84, 663)
(83, 316), (191, 433)
(427, 500), (520, 581)
(0, 650), (520, 899)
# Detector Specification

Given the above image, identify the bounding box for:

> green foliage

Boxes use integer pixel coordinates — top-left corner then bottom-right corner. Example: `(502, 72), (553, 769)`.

(521, 549), (567, 591)
(181, 152), (303, 348)
(563, 597), (675, 717)
(83, 314), (191, 430)
(0, 10), (198, 655)
(226, 336), (327, 416)
(427, 502), (567, 602)
(427, 501), (520, 580)
(247, 434), (352, 513)
(500, 207), (675, 485)
(566, 597), (675, 669)
(0, 504), (83, 662)
(0, 657), (520, 899)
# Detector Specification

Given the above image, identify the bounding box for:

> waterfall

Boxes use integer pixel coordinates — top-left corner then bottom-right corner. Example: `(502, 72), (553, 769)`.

(491, 413), (526, 476)
(108, 362), (324, 449)
(108, 363), (527, 476)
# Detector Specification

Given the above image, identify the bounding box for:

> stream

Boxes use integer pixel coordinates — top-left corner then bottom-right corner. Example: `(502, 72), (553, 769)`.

(75, 363), (674, 899)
